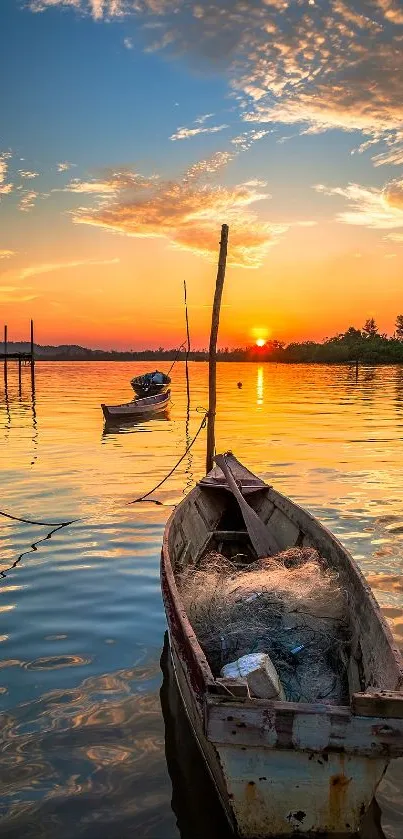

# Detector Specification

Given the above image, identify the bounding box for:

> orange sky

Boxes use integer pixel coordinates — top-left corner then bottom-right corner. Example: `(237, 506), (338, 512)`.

(1, 0), (402, 350)
(1, 224), (402, 350)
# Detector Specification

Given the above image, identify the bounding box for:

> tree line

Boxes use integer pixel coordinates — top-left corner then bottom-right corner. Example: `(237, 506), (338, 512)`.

(255, 316), (403, 364)
(4, 316), (403, 363)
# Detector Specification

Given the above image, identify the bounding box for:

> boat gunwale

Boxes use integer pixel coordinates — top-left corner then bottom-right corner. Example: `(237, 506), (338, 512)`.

(162, 461), (403, 717)
(162, 485), (217, 696)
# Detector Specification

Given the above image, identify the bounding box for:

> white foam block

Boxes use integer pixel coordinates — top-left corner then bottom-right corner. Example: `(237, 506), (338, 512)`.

(221, 653), (285, 700)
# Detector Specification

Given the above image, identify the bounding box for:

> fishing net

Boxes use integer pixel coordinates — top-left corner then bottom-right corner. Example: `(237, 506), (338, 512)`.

(178, 547), (351, 704)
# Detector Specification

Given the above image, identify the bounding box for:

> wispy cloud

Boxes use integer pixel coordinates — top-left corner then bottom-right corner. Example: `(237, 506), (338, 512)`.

(123, 36), (133, 49)
(57, 161), (76, 173)
(231, 129), (270, 152)
(54, 170), (159, 196)
(71, 152), (284, 268)
(18, 170), (39, 179)
(314, 179), (403, 229)
(0, 250), (16, 260)
(19, 190), (41, 212)
(385, 232), (403, 243)
(30, 0), (125, 16)
(0, 152), (13, 197)
(170, 123), (229, 141)
(20, 257), (120, 281)
(195, 113), (215, 125)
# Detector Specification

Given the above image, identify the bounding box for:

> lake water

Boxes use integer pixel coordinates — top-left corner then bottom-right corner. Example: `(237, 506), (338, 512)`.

(0, 361), (402, 838)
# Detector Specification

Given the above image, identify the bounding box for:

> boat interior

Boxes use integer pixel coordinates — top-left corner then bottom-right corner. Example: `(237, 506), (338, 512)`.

(167, 456), (403, 705)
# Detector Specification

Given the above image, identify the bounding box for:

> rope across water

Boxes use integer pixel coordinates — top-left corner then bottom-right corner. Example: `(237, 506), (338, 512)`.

(0, 409), (208, 577)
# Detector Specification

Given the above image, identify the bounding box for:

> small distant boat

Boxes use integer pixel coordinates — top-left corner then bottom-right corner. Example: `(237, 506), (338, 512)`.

(130, 370), (171, 396)
(101, 390), (170, 423)
(161, 453), (403, 838)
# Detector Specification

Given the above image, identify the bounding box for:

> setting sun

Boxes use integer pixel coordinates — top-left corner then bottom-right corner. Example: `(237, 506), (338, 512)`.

(256, 338), (266, 347)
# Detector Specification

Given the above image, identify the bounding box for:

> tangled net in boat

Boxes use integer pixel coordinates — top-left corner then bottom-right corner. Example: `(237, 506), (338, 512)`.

(178, 547), (351, 705)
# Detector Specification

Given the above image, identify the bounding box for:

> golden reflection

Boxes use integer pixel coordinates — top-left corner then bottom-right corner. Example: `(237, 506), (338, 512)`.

(256, 365), (264, 406)
(24, 654), (91, 671)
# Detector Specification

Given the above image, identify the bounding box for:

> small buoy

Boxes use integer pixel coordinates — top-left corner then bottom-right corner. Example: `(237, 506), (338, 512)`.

(237, 381), (242, 388)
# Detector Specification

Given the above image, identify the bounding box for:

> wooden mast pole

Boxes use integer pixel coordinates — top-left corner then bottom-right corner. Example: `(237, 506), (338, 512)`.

(206, 224), (229, 474)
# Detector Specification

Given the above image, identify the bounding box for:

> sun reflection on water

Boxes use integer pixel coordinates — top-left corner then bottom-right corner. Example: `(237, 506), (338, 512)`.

(256, 365), (264, 406)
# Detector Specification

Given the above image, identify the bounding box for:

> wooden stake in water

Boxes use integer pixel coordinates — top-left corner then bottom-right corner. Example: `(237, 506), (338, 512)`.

(183, 280), (191, 410)
(206, 224), (229, 474)
(30, 318), (35, 392)
(4, 324), (8, 387)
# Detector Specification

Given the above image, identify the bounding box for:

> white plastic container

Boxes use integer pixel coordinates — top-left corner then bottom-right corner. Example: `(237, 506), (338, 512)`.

(220, 653), (285, 700)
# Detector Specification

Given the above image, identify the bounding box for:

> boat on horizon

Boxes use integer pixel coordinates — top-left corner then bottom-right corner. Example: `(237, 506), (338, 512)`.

(161, 452), (403, 838)
(101, 389), (170, 424)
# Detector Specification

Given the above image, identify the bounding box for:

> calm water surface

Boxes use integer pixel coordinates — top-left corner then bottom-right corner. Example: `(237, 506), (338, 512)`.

(0, 361), (402, 838)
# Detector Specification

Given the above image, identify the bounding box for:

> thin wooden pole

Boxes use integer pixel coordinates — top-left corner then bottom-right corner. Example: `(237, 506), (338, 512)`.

(30, 319), (35, 391)
(18, 356), (22, 394)
(206, 224), (229, 474)
(183, 280), (191, 409)
(30, 319), (34, 360)
(4, 324), (8, 387)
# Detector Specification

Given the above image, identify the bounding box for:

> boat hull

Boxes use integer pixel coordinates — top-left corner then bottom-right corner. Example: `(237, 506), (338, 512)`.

(168, 634), (387, 838)
(161, 455), (403, 837)
(101, 390), (170, 422)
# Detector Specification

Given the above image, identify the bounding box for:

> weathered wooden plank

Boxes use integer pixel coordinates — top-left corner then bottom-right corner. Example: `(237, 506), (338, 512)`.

(181, 501), (210, 554)
(206, 699), (403, 757)
(215, 677), (249, 697)
(266, 507), (300, 551)
(352, 691), (403, 718)
(348, 657), (363, 695)
(249, 494), (275, 525)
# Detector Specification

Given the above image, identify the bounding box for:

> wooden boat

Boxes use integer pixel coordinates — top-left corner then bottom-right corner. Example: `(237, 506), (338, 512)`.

(130, 370), (171, 396)
(101, 389), (170, 423)
(161, 453), (403, 838)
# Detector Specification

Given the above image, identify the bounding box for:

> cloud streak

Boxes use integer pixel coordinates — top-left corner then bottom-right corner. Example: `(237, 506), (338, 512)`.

(0, 250), (16, 260)
(170, 123), (229, 141)
(57, 161), (76, 173)
(18, 170), (39, 179)
(20, 257), (120, 280)
(70, 152), (282, 267)
(19, 190), (41, 212)
(315, 179), (403, 229)
(0, 152), (13, 197)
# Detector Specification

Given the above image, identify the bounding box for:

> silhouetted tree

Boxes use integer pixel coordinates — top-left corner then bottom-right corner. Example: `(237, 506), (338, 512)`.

(362, 318), (378, 338)
(343, 326), (362, 342)
(396, 315), (403, 341)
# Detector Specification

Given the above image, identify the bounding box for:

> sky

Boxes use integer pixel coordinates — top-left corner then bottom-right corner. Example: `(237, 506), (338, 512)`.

(1, 0), (403, 350)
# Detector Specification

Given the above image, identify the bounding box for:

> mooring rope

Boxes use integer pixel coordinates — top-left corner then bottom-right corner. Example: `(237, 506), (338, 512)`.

(0, 409), (208, 533)
(130, 408), (207, 503)
(166, 342), (187, 377)
(0, 410), (208, 579)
